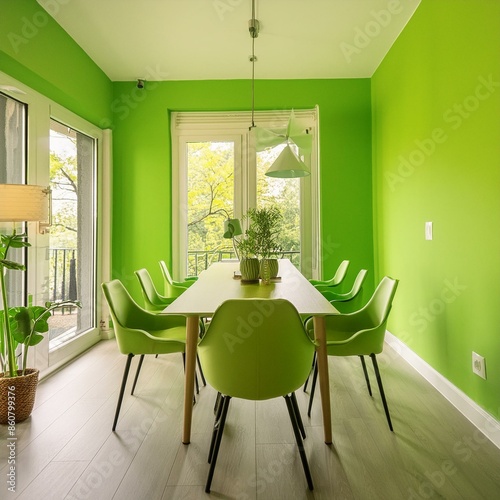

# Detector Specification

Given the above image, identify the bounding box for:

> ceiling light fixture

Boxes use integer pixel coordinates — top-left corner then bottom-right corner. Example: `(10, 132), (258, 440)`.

(247, 0), (310, 178)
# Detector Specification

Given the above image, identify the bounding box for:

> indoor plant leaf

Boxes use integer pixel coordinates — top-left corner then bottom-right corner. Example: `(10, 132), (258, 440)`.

(0, 259), (26, 271)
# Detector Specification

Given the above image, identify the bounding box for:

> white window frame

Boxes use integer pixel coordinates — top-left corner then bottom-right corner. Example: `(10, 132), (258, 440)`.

(171, 108), (321, 280)
(0, 71), (112, 378)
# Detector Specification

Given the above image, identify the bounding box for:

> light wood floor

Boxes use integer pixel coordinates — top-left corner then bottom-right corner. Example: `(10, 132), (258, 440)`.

(1, 339), (500, 500)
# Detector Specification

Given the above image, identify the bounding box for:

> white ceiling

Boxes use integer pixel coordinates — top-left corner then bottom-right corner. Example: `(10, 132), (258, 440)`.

(38, 0), (421, 81)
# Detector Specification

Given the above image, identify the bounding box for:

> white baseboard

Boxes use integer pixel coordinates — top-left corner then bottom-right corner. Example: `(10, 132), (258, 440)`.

(385, 331), (500, 450)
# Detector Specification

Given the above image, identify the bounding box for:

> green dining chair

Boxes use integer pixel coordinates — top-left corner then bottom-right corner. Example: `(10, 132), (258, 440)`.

(102, 279), (188, 431)
(135, 267), (207, 388)
(159, 260), (197, 298)
(315, 268), (368, 313)
(134, 268), (177, 313)
(303, 269), (368, 393)
(308, 259), (349, 287)
(305, 276), (399, 431)
(198, 298), (316, 493)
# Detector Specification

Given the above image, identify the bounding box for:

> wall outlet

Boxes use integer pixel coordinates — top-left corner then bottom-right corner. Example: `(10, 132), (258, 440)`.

(472, 352), (486, 379)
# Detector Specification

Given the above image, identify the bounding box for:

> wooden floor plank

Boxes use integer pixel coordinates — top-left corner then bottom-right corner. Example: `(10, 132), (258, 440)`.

(15, 461), (89, 500)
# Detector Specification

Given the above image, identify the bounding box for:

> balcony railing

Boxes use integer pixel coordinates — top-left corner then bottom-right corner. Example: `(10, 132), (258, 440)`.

(187, 249), (300, 276)
(49, 248), (77, 305)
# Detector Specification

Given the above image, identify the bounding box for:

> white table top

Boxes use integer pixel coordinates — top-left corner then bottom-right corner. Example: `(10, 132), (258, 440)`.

(164, 259), (337, 317)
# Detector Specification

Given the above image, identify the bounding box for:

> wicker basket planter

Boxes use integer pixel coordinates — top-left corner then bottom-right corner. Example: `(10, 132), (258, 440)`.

(0, 369), (39, 424)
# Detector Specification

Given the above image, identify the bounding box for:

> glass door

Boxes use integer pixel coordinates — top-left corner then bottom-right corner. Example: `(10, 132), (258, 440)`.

(48, 119), (96, 351)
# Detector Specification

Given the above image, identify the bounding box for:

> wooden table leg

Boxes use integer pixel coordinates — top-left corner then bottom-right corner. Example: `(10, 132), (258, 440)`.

(182, 315), (199, 444)
(313, 315), (332, 444)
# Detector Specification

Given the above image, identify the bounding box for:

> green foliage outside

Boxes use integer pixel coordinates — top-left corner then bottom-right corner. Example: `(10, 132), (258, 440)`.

(187, 142), (300, 274)
(49, 150), (77, 249)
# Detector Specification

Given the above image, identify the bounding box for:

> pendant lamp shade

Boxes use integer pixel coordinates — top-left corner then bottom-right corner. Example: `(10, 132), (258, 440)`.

(265, 144), (310, 178)
(0, 184), (49, 222)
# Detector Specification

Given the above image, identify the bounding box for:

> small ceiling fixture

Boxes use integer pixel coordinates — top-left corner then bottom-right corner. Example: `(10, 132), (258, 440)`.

(247, 0), (311, 178)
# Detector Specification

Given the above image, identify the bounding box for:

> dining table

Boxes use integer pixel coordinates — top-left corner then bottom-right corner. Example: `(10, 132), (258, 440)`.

(163, 259), (337, 445)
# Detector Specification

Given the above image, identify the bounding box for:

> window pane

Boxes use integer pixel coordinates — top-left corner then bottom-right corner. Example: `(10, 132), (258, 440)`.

(49, 120), (95, 349)
(0, 92), (26, 307)
(187, 141), (235, 275)
(256, 145), (301, 268)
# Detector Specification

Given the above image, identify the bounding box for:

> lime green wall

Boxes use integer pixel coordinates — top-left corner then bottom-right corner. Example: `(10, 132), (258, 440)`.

(0, 0), (112, 126)
(111, 79), (374, 298)
(372, 0), (500, 418)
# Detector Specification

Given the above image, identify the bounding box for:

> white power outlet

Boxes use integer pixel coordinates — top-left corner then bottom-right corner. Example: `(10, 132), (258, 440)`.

(472, 352), (486, 379)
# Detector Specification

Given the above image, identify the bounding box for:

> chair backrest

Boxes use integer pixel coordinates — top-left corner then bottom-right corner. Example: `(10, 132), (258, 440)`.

(159, 260), (174, 285)
(102, 280), (151, 354)
(364, 276), (398, 327)
(319, 268), (367, 302)
(159, 260), (187, 298)
(347, 269), (368, 300)
(332, 259), (350, 286)
(102, 279), (143, 328)
(135, 268), (173, 312)
(102, 279), (186, 355)
(198, 299), (316, 401)
(324, 276), (398, 356)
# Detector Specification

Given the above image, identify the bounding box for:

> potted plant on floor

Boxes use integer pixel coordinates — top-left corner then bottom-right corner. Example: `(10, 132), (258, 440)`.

(245, 206), (283, 283)
(0, 232), (81, 423)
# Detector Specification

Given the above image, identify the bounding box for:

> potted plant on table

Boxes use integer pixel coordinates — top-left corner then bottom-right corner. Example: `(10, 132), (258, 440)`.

(245, 206), (283, 283)
(0, 232), (81, 423)
(235, 233), (260, 282)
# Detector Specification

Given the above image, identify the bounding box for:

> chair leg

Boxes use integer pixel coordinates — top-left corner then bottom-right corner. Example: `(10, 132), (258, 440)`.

(195, 369), (200, 395)
(284, 395), (314, 491)
(197, 354), (207, 386)
(208, 393), (224, 463)
(359, 355), (372, 396)
(131, 354), (145, 396)
(307, 360), (318, 417)
(182, 353), (196, 405)
(290, 392), (306, 439)
(213, 391), (222, 415)
(303, 351), (316, 392)
(370, 354), (393, 432)
(113, 353), (134, 431)
(205, 396), (231, 493)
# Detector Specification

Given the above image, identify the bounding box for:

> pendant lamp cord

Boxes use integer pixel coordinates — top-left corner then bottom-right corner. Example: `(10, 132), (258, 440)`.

(251, 34), (255, 129)
(249, 0), (258, 130)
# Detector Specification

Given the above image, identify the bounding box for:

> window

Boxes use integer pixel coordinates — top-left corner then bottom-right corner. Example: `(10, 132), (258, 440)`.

(172, 109), (320, 279)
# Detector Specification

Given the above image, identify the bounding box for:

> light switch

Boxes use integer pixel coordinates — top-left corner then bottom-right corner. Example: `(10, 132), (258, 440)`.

(425, 221), (433, 240)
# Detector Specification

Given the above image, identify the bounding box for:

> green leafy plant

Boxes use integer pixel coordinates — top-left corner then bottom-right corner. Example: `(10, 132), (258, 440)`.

(0, 232), (81, 377)
(235, 233), (257, 259)
(245, 206), (283, 259)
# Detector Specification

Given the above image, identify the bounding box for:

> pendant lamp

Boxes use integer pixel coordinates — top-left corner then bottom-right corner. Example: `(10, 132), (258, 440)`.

(247, 0), (310, 178)
(265, 143), (311, 178)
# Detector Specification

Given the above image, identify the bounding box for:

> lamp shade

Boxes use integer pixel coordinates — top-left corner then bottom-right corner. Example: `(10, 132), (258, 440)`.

(223, 218), (242, 238)
(265, 144), (310, 178)
(0, 184), (49, 222)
